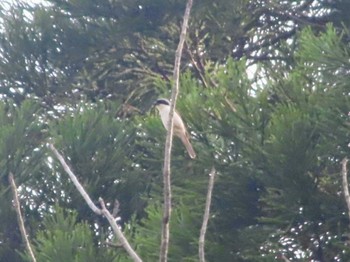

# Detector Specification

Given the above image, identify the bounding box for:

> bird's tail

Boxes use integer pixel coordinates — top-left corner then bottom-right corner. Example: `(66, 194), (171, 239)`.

(180, 133), (196, 159)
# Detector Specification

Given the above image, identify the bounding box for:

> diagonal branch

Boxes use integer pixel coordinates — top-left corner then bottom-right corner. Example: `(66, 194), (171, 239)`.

(9, 173), (37, 262)
(49, 144), (142, 262)
(98, 197), (140, 260)
(49, 144), (102, 215)
(341, 157), (350, 223)
(199, 167), (216, 262)
(185, 41), (209, 88)
(159, 0), (193, 262)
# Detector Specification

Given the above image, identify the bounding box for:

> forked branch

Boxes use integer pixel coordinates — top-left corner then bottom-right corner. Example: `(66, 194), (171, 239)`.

(49, 144), (142, 262)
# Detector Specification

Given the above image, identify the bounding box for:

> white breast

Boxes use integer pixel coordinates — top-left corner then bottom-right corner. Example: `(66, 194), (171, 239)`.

(157, 104), (185, 132)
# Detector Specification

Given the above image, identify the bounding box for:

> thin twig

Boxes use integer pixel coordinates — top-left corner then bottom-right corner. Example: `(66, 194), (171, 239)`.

(341, 157), (350, 223)
(8, 173), (37, 262)
(112, 199), (120, 218)
(49, 144), (142, 262)
(199, 167), (216, 262)
(104, 241), (123, 248)
(278, 254), (291, 262)
(159, 0), (193, 261)
(185, 42), (209, 88)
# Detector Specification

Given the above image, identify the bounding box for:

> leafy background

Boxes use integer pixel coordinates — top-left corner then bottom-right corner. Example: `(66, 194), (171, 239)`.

(0, 0), (349, 261)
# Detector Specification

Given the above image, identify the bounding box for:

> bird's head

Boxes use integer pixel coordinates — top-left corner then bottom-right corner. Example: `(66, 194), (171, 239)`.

(155, 98), (170, 106)
(154, 98), (170, 109)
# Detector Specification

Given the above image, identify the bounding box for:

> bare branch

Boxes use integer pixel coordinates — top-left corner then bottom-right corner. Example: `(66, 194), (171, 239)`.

(341, 157), (350, 223)
(199, 167), (216, 262)
(49, 144), (142, 262)
(98, 198), (142, 262)
(8, 173), (37, 262)
(159, 0), (193, 261)
(49, 144), (102, 215)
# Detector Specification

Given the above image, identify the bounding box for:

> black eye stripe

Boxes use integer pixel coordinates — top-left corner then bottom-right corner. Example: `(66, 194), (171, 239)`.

(155, 99), (170, 105)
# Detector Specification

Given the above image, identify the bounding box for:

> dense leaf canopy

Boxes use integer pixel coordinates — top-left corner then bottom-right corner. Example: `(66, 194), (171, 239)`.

(0, 0), (349, 261)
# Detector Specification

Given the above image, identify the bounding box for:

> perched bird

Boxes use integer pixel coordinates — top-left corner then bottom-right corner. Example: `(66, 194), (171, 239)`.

(154, 98), (196, 159)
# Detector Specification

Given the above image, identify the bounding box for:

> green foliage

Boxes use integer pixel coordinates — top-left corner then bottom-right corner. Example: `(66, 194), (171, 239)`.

(0, 100), (44, 262)
(0, 0), (349, 261)
(0, 0), (338, 109)
(49, 102), (149, 224)
(128, 60), (263, 261)
(249, 25), (350, 261)
(29, 206), (115, 262)
(0, 100), (43, 177)
(120, 202), (203, 262)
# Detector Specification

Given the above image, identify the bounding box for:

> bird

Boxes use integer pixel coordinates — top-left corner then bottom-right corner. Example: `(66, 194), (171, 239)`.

(154, 98), (196, 159)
